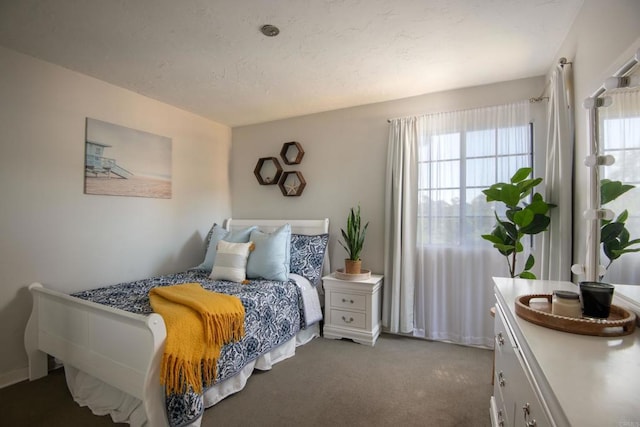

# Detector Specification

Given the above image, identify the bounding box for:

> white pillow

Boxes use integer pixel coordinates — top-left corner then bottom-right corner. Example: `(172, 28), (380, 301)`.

(209, 240), (254, 283)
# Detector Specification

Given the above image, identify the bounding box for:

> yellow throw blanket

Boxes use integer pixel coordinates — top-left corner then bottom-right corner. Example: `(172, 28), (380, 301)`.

(149, 283), (245, 395)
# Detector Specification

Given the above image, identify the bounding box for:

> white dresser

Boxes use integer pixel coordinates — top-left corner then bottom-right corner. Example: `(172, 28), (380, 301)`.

(491, 277), (640, 427)
(322, 273), (382, 346)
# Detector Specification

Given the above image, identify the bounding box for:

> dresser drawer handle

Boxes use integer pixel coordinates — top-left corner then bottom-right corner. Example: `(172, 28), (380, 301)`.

(497, 332), (505, 346)
(498, 371), (505, 387)
(342, 298), (354, 304)
(341, 316), (354, 324)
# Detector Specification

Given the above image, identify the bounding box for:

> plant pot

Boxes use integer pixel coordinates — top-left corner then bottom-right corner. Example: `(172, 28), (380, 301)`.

(344, 259), (362, 274)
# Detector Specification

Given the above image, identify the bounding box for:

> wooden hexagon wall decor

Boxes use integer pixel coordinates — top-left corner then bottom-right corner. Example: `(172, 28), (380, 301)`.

(278, 171), (306, 196)
(280, 141), (305, 165)
(254, 157), (282, 185)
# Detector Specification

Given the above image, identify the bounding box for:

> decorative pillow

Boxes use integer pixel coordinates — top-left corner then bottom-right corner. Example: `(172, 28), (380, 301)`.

(194, 225), (257, 271)
(209, 240), (254, 283)
(246, 224), (291, 282)
(290, 233), (329, 286)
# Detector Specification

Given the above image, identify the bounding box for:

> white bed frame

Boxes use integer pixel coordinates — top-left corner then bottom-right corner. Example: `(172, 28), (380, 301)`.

(24, 218), (329, 426)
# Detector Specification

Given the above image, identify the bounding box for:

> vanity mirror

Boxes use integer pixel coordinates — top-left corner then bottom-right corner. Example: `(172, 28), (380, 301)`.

(572, 48), (640, 284)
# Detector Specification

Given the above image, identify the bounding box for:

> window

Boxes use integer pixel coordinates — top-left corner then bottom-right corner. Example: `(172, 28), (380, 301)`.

(417, 109), (533, 246)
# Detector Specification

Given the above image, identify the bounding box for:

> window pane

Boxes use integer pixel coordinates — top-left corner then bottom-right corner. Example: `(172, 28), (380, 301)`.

(497, 126), (530, 155)
(429, 189), (461, 215)
(431, 160), (460, 188)
(466, 129), (495, 158)
(603, 117), (640, 150)
(467, 158), (497, 187)
(465, 188), (492, 216)
(497, 155), (530, 182)
(464, 215), (495, 244)
(418, 162), (431, 188)
(430, 133), (460, 160)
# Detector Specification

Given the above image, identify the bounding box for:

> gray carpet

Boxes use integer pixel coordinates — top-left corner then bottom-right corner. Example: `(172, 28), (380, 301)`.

(1, 334), (493, 426)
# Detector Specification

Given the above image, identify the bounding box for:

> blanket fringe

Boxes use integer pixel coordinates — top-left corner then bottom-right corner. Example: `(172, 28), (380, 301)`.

(161, 353), (219, 395)
(203, 312), (245, 346)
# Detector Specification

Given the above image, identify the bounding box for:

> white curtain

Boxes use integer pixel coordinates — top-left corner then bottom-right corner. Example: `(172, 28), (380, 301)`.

(383, 118), (417, 334)
(541, 64), (574, 281)
(384, 101), (531, 347)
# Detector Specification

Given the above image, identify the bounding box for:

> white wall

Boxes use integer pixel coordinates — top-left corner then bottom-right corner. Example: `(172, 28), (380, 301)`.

(231, 77), (546, 274)
(0, 47), (232, 386)
(551, 0), (640, 282)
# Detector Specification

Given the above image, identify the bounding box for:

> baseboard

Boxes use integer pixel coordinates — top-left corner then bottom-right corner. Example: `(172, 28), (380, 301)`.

(0, 367), (28, 389)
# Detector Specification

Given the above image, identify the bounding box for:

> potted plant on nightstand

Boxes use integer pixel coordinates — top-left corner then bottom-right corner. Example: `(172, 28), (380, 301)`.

(339, 204), (369, 275)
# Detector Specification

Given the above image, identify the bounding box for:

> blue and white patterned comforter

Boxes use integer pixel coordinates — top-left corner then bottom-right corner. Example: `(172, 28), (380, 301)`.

(72, 269), (314, 427)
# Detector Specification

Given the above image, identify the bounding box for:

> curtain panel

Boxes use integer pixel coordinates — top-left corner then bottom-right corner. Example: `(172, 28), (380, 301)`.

(541, 63), (574, 281)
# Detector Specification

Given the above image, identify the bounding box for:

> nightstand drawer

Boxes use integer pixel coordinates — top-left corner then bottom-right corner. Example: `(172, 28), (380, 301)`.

(330, 309), (366, 329)
(330, 292), (366, 311)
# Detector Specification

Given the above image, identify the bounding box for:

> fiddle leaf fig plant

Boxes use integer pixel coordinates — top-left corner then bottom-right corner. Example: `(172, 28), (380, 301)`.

(481, 167), (555, 279)
(600, 179), (640, 271)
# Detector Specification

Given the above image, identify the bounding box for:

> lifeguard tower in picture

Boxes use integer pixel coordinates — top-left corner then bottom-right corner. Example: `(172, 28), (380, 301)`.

(85, 140), (133, 179)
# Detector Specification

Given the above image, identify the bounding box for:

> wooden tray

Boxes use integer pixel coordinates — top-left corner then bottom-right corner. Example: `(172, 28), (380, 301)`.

(334, 268), (371, 281)
(515, 294), (636, 337)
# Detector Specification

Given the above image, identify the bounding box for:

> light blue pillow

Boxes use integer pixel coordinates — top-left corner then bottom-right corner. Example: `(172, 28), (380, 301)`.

(194, 224), (257, 271)
(246, 224), (291, 281)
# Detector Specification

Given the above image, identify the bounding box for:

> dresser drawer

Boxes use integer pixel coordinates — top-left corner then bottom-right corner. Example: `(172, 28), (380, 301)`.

(330, 292), (366, 311)
(330, 309), (366, 329)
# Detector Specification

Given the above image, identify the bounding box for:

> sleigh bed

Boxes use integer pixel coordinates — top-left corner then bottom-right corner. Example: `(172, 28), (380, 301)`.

(24, 218), (330, 427)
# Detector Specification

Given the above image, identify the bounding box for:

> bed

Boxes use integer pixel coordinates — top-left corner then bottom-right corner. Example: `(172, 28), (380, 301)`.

(24, 218), (330, 427)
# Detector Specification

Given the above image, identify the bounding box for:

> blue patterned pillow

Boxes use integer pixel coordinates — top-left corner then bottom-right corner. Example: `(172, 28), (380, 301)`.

(290, 233), (329, 286)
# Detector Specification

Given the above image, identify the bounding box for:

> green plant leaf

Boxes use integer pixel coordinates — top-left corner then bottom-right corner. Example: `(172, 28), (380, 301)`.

(616, 209), (629, 223)
(500, 184), (521, 208)
(612, 248), (640, 257)
(498, 219), (518, 240)
(513, 209), (534, 228)
(493, 243), (515, 255)
(510, 167), (532, 184)
(482, 187), (502, 202)
(601, 180), (635, 205)
(481, 234), (505, 245)
(524, 254), (535, 270)
(518, 271), (536, 279)
(517, 177), (542, 197)
(601, 222), (624, 242)
(527, 193), (551, 214)
(519, 214), (550, 235)
(603, 238), (622, 261)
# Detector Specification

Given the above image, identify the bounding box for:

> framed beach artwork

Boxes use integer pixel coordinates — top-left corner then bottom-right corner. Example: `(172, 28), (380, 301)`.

(84, 118), (172, 199)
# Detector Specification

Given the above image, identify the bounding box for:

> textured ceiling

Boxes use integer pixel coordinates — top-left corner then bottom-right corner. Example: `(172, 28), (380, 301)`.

(0, 0), (583, 127)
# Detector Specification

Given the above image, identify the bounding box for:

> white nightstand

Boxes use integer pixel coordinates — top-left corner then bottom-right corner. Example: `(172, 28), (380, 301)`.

(322, 273), (383, 346)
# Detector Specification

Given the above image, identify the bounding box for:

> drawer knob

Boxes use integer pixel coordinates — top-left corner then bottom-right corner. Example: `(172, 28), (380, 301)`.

(342, 316), (354, 324)
(342, 298), (354, 304)
(523, 403), (537, 426)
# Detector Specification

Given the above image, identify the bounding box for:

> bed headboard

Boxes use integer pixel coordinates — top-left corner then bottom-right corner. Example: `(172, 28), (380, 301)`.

(222, 218), (331, 275)
(223, 218), (329, 235)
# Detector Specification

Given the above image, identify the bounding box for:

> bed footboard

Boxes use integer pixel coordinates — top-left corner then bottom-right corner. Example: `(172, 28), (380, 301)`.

(25, 282), (168, 426)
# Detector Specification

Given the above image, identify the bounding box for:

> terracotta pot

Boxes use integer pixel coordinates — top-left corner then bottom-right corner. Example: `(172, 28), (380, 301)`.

(344, 259), (362, 274)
